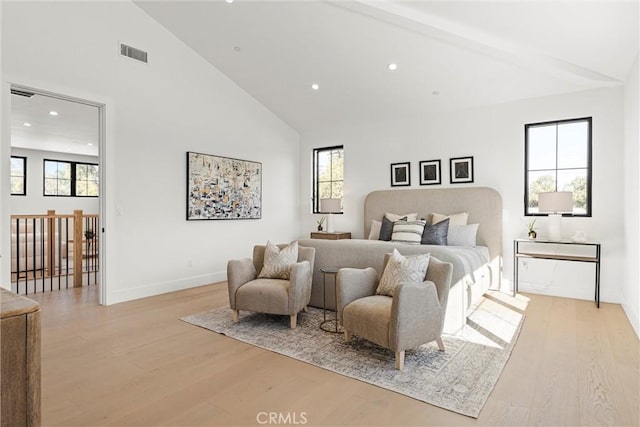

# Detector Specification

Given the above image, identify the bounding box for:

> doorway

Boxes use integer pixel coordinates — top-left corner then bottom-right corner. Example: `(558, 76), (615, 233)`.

(8, 85), (105, 304)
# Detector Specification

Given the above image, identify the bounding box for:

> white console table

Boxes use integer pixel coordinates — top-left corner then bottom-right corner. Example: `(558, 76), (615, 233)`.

(513, 239), (601, 307)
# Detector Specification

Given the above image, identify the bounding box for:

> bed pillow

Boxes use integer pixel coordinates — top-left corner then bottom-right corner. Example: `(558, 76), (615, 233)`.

(421, 218), (449, 245)
(379, 216), (398, 241)
(379, 212), (418, 241)
(368, 220), (382, 240)
(431, 211), (469, 226)
(391, 219), (426, 244)
(376, 249), (430, 297)
(447, 224), (479, 247)
(385, 212), (418, 222)
(379, 215), (407, 241)
(258, 240), (298, 280)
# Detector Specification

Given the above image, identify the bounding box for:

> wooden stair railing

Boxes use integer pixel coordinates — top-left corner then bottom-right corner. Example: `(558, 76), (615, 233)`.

(10, 210), (99, 294)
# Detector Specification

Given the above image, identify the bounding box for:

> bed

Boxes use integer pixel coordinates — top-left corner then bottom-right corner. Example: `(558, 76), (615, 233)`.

(298, 186), (503, 334)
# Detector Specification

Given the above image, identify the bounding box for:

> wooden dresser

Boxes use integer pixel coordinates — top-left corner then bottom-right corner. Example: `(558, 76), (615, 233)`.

(1, 288), (41, 426)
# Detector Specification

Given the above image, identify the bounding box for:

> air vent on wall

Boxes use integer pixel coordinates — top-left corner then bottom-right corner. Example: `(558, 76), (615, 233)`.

(120, 43), (148, 63)
(11, 89), (35, 97)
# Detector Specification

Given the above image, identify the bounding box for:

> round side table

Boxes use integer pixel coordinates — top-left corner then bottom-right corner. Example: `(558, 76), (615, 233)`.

(319, 267), (342, 333)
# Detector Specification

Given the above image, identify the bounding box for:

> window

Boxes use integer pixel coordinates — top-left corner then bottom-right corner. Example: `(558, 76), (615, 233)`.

(75, 163), (100, 196)
(312, 146), (344, 213)
(44, 159), (99, 197)
(525, 117), (592, 216)
(10, 156), (26, 196)
(44, 160), (72, 196)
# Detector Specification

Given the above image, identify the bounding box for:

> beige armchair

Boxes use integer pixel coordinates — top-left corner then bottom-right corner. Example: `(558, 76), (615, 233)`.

(336, 255), (453, 370)
(227, 244), (315, 329)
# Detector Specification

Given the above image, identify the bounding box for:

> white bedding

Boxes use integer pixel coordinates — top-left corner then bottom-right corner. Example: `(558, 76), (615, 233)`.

(298, 238), (494, 333)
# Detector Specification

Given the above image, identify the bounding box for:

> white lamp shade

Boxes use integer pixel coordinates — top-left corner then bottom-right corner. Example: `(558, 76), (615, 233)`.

(320, 198), (341, 213)
(538, 191), (573, 213)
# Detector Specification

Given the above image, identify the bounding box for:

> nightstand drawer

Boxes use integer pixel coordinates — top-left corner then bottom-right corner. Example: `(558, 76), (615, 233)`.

(310, 232), (351, 240)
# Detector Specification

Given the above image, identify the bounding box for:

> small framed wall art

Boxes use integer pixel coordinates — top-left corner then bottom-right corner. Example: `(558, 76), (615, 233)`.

(450, 156), (474, 184)
(419, 160), (441, 185)
(390, 162), (411, 187)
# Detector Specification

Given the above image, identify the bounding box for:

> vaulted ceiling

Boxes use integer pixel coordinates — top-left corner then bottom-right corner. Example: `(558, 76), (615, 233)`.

(136, 0), (639, 132)
(10, 1), (639, 155)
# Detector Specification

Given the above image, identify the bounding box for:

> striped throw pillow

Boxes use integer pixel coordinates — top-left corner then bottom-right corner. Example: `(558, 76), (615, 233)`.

(391, 219), (427, 244)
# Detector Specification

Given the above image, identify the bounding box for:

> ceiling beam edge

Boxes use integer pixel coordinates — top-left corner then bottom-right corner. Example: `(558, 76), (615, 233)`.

(329, 0), (622, 87)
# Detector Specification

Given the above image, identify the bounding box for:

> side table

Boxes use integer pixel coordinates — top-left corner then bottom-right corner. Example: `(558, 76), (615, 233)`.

(310, 232), (351, 240)
(513, 239), (601, 307)
(319, 267), (342, 333)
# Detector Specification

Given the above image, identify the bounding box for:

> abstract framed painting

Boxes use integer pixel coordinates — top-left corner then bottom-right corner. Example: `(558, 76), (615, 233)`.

(390, 162), (411, 187)
(450, 156), (474, 184)
(187, 151), (262, 220)
(419, 160), (441, 185)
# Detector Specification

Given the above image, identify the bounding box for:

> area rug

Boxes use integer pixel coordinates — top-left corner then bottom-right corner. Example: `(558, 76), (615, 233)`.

(181, 291), (524, 418)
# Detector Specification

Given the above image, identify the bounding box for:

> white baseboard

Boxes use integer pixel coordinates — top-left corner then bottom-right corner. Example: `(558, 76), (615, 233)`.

(622, 302), (640, 339)
(105, 271), (226, 305)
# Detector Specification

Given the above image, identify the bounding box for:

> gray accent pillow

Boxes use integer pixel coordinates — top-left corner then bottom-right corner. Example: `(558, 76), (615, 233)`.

(379, 215), (407, 241)
(447, 224), (479, 247)
(421, 218), (449, 245)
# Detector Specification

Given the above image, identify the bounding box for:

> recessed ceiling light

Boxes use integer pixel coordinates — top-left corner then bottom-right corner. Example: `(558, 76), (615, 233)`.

(49, 111), (58, 116)
(233, 46), (241, 52)
(87, 143), (94, 146)
(23, 122), (32, 127)
(432, 91), (440, 96)
(388, 63), (398, 71)
(225, 0), (233, 3)
(311, 83), (319, 91)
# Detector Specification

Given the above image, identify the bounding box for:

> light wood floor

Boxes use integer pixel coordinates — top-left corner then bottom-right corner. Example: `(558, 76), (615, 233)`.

(27, 283), (639, 426)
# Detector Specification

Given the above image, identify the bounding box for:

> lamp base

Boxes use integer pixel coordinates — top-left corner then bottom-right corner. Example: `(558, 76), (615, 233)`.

(547, 214), (563, 241)
(326, 214), (335, 233)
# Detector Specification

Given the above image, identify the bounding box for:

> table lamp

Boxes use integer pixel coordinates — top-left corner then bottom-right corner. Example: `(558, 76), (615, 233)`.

(538, 191), (573, 241)
(320, 198), (341, 233)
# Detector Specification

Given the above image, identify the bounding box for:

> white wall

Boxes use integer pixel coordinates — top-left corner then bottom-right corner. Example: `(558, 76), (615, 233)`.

(0, 0), (6, 287)
(623, 55), (639, 337)
(299, 87), (625, 304)
(10, 148), (99, 216)
(1, 1), (300, 303)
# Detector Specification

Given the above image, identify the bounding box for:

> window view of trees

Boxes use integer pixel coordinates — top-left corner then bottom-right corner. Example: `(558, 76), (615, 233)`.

(313, 146), (344, 213)
(10, 156), (26, 195)
(528, 175), (587, 211)
(44, 160), (72, 196)
(75, 163), (99, 196)
(44, 159), (99, 197)
(525, 118), (591, 216)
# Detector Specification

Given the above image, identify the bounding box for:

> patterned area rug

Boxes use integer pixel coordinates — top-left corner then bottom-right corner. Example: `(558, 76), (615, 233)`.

(181, 291), (524, 418)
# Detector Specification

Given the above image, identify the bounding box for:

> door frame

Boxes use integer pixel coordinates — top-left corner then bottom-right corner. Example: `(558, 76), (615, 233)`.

(8, 83), (108, 304)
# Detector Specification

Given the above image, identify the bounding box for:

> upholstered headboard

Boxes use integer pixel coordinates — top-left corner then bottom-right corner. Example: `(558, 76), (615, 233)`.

(364, 187), (503, 260)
